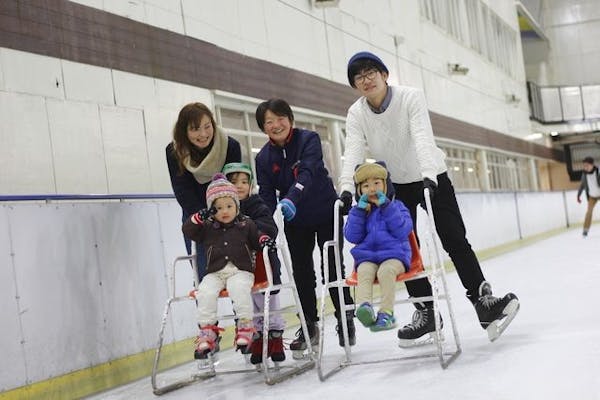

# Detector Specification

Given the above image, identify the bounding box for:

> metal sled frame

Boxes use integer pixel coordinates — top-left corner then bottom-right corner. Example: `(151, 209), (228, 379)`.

(317, 191), (461, 381)
(151, 206), (315, 395)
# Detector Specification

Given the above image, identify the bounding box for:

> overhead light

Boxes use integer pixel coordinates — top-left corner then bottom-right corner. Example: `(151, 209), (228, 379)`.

(524, 133), (543, 141)
(447, 63), (469, 75)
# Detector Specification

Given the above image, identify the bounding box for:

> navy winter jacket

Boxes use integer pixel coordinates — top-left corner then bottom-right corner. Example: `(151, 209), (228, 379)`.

(344, 200), (413, 269)
(166, 138), (241, 218)
(255, 128), (338, 226)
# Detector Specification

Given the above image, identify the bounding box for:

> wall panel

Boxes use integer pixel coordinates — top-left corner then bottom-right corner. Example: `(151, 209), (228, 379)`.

(0, 206), (27, 391)
(0, 92), (55, 194)
(112, 70), (158, 109)
(11, 203), (105, 382)
(1, 48), (64, 99)
(98, 106), (152, 193)
(517, 191), (567, 237)
(458, 192), (521, 250)
(46, 99), (108, 194)
(143, 107), (178, 194)
(62, 60), (114, 105)
(93, 202), (168, 358)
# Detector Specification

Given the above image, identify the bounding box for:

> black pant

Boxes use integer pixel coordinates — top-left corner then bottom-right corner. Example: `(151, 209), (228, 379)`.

(284, 214), (354, 323)
(393, 173), (485, 300)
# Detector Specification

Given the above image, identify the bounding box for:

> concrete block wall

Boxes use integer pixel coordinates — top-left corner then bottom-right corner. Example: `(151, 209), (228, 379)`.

(1, 0), (534, 196)
(68, 0), (531, 136)
(0, 47), (213, 195)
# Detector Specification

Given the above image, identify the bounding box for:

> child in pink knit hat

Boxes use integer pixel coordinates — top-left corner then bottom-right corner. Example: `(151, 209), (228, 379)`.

(183, 173), (272, 359)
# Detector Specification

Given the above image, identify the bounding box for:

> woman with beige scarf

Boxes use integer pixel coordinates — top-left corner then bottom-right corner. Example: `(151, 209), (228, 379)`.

(166, 102), (241, 281)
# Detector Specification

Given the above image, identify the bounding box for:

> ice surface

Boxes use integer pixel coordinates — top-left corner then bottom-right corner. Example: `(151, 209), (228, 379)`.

(86, 229), (600, 400)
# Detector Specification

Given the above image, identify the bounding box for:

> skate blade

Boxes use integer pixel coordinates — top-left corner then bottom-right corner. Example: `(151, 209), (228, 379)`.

(292, 348), (317, 360)
(487, 299), (520, 342)
(254, 359), (283, 371)
(242, 352), (252, 365)
(398, 332), (444, 349)
(292, 350), (308, 360)
(196, 353), (219, 369)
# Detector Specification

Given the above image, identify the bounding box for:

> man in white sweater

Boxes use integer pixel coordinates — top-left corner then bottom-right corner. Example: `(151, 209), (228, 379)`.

(339, 51), (520, 344)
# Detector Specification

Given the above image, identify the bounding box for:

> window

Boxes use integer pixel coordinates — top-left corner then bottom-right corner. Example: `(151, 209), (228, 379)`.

(215, 98), (345, 184)
(424, 0), (518, 77)
(486, 153), (534, 191)
(439, 143), (480, 191)
(215, 106), (259, 164)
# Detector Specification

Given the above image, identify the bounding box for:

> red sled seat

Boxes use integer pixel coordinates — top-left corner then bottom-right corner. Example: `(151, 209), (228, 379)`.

(345, 231), (424, 286)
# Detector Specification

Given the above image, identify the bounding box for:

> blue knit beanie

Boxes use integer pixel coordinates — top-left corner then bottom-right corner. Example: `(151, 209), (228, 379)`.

(347, 51), (389, 87)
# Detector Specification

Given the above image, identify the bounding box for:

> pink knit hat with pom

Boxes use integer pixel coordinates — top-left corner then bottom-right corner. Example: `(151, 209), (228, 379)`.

(206, 172), (240, 211)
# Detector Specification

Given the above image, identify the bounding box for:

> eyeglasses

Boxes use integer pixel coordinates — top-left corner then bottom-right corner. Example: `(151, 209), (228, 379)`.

(353, 69), (378, 85)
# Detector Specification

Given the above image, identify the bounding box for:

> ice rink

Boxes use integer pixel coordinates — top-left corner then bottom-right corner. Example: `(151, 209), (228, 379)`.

(87, 227), (600, 400)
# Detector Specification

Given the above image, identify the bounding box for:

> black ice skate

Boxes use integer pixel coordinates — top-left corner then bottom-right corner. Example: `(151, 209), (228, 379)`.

(469, 281), (519, 342)
(335, 310), (356, 347)
(397, 302), (443, 348)
(290, 322), (319, 360)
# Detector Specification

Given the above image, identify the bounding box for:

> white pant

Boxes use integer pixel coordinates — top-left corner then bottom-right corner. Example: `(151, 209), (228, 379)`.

(196, 262), (254, 326)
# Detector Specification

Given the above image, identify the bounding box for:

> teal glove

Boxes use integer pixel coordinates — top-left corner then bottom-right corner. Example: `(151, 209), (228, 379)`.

(357, 193), (369, 210)
(376, 191), (388, 206)
(278, 198), (296, 221)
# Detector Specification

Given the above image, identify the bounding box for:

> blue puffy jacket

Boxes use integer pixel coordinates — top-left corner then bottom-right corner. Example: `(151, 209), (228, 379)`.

(344, 200), (413, 269)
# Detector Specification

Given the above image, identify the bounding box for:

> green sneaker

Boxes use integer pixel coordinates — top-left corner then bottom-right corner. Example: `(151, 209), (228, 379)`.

(356, 302), (376, 327)
(370, 310), (396, 332)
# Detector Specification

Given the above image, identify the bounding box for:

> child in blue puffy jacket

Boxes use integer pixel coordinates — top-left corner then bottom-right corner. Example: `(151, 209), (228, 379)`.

(344, 161), (413, 332)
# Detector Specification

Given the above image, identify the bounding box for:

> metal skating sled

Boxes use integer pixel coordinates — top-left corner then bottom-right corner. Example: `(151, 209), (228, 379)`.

(317, 190), (462, 381)
(151, 206), (315, 395)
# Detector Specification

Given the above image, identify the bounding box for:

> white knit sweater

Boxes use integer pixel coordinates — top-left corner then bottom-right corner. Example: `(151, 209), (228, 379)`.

(339, 85), (447, 193)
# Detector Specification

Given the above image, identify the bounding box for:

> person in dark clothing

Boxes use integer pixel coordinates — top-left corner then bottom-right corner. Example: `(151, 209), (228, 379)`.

(223, 162), (286, 364)
(166, 102), (241, 280)
(254, 98), (355, 356)
(576, 156), (600, 237)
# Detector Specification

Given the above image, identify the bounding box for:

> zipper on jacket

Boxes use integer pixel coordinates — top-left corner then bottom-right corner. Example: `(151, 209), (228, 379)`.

(244, 244), (255, 271)
(206, 246), (212, 269)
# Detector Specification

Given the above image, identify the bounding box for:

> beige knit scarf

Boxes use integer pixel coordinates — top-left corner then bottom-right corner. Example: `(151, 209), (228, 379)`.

(182, 126), (229, 184)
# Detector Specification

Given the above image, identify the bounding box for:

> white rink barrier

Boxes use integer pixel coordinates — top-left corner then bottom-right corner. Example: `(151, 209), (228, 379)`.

(0, 190), (593, 392)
